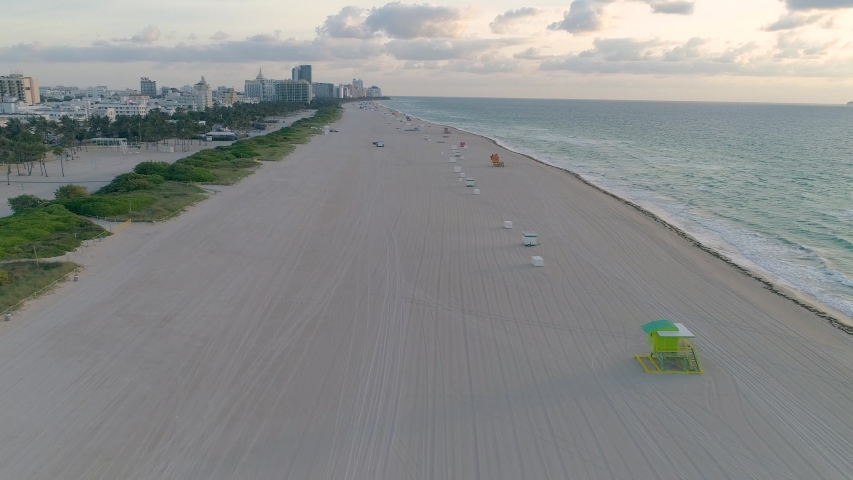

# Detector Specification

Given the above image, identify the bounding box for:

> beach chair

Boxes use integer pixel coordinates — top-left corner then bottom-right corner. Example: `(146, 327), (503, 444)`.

(490, 154), (504, 167)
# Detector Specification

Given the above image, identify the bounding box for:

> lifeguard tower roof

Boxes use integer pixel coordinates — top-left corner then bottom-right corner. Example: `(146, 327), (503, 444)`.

(641, 319), (694, 337)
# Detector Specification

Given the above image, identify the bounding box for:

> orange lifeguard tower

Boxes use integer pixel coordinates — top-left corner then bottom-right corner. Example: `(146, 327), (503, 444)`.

(490, 154), (504, 167)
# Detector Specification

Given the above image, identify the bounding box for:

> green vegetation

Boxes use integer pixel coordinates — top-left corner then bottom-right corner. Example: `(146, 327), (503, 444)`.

(0, 262), (79, 312)
(54, 184), (89, 200)
(7, 194), (49, 214)
(0, 204), (106, 260)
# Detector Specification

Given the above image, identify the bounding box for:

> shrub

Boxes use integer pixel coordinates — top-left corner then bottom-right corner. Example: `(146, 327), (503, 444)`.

(134, 161), (170, 176)
(0, 269), (10, 286)
(97, 172), (164, 194)
(54, 184), (89, 200)
(164, 163), (217, 182)
(8, 195), (48, 214)
(62, 194), (157, 217)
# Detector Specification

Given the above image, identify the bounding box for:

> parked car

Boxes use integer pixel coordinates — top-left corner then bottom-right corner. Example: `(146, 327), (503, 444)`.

(373, 141), (384, 147)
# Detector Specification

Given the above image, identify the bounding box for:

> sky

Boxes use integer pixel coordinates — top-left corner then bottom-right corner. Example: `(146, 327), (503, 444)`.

(2, 0), (853, 103)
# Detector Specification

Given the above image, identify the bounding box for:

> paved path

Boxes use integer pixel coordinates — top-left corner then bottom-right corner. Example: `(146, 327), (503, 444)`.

(1, 104), (853, 479)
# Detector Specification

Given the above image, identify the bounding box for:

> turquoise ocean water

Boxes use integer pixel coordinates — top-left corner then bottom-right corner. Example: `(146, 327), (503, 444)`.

(385, 97), (853, 318)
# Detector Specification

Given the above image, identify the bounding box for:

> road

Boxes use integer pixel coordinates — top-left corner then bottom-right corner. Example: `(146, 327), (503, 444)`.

(1, 104), (853, 479)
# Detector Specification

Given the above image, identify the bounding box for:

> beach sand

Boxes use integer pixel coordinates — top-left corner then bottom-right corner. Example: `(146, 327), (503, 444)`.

(0, 111), (315, 217)
(1, 103), (852, 479)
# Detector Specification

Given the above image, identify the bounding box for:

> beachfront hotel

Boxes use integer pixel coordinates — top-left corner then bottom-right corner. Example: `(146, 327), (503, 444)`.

(0, 73), (40, 105)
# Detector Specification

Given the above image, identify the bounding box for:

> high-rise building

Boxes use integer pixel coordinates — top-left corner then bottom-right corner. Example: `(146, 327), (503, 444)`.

(292, 65), (312, 84)
(311, 82), (335, 98)
(274, 80), (312, 103)
(0, 74), (40, 105)
(193, 76), (213, 110)
(366, 85), (383, 97)
(218, 87), (238, 106)
(140, 77), (157, 97)
(245, 69), (280, 102)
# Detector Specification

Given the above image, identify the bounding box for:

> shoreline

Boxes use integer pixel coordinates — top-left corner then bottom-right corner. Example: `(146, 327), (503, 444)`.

(385, 104), (853, 333)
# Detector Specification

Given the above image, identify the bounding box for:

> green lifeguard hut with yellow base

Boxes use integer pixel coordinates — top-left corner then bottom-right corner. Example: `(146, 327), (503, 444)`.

(635, 319), (702, 374)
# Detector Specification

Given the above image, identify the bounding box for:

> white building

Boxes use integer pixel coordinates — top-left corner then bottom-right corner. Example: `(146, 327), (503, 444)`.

(366, 86), (383, 97)
(92, 102), (149, 117)
(86, 86), (109, 98)
(193, 76), (213, 110)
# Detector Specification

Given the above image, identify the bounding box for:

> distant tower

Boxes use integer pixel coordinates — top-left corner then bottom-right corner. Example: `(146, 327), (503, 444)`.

(140, 77), (157, 97)
(292, 65), (312, 84)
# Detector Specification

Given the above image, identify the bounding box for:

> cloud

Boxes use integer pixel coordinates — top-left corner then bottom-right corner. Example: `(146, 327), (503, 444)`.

(712, 42), (759, 63)
(319, 3), (470, 39)
(539, 36), (748, 74)
(112, 24), (161, 44)
(188, 33), (198, 40)
(210, 31), (230, 41)
(443, 56), (521, 74)
(663, 36), (707, 61)
(763, 12), (825, 30)
(549, 0), (615, 34)
(548, 0), (693, 34)
(538, 34), (853, 77)
(490, 7), (543, 34)
(385, 38), (523, 60)
(774, 31), (835, 58)
(246, 31), (282, 42)
(785, 0), (853, 10)
(316, 6), (373, 39)
(644, 0), (695, 14)
(0, 37), (385, 64)
(365, 2), (470, 38)
(513, 47), (550, 59)
(403, 60), (442, 69)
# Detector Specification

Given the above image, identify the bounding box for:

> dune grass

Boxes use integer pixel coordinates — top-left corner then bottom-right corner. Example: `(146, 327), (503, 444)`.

(0, 261), (80, 312)
(0, 204), (107, 261)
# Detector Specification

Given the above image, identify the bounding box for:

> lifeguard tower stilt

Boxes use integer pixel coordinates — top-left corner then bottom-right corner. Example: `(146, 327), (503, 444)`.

(635, 320), (702, 374)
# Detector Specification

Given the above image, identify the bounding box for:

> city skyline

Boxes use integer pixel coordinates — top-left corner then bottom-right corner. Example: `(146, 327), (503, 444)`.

(2, 0), (853, 103)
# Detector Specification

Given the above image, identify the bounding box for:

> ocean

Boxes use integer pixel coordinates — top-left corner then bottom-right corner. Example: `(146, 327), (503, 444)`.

(385, 97), (853, 318)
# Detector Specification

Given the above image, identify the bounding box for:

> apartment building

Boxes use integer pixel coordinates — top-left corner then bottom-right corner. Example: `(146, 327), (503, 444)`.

(0, 74), (40, 105)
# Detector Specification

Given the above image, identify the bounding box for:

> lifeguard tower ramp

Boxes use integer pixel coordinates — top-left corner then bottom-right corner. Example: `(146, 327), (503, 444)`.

(635, 320), (702, 374)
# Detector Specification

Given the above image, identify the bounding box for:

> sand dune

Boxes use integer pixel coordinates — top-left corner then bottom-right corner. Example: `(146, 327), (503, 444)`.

(1, 103), (852, 479)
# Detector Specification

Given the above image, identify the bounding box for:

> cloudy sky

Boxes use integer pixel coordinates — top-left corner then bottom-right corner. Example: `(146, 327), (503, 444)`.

(2, 0), (853, 103)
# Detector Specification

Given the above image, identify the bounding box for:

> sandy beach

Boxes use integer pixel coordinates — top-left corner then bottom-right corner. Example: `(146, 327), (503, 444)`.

(1, 103), (853, 479)
(0, 110), (315, 217)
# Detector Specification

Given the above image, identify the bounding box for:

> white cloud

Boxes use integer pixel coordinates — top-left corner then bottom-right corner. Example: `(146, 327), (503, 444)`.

(548, 0), (615, 34)
(774, 31), (836, 58)
(112, 24), (161, 44)
(316, 6), (373, 39)
(210, 31), (229, 41)
(539, 35), (853, 77)
(365, 2), (470, 38)
(548, 0), (694, 34)
(319, 3), (471, 39)
(490, 8), (543, 34)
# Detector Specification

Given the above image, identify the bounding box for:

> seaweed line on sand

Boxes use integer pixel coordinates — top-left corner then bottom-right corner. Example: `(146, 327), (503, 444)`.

(473, 136), (853, 336)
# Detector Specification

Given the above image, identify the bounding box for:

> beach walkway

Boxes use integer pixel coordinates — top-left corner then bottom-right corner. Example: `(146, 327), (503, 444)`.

(0, 104), (852, 479)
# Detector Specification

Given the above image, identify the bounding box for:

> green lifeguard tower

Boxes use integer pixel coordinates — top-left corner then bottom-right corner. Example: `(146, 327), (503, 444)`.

(635, 320), (702, 374)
